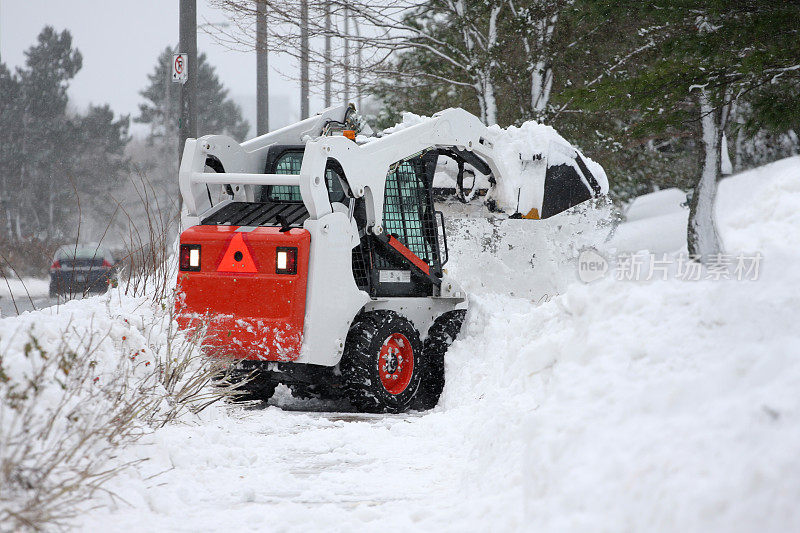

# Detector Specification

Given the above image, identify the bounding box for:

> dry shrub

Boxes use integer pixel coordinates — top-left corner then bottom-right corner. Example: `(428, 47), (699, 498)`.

(113, 169), (178, 302)
(0, 237), (61, 280)
(0, 169), (245, 531)
(0, 308), (243, 530)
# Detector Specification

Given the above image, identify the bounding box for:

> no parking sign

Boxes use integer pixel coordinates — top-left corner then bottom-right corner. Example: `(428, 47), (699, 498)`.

(172, 53), (188, 84)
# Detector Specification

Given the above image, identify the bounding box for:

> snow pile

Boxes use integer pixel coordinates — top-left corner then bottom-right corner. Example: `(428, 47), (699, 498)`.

(0, 287), (226, 529)
(624, 187), (687, 222)
(716, 156), (800, 254)
(379, 111), (428, 135)
(439, 156), (800, 530)
(610, 156), (800, 255)
(485, 120), (608, 215)
(610, 186), (689, 253)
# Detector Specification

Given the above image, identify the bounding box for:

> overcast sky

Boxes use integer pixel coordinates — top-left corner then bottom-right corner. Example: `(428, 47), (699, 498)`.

(0, 0), (325, 137)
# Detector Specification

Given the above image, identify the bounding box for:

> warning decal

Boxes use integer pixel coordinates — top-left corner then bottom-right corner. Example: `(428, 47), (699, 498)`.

(217, 233), (258, 273)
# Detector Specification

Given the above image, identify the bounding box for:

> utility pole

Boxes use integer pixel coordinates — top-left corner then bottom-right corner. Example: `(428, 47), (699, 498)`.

(256, 1), (269, 135)
(300, 0), (309, 119)
(179, 0), (197, 167)
(343, 6), (350, 104)
(324, 1), (332, 108)
(353, 17), (362, 110)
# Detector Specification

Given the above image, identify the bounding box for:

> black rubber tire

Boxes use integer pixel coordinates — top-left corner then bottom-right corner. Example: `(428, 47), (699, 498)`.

(288, 383), (340, 401)
(412, 309), (466, 411)
(341, 310), (423, 413)
(231, 382), (276, 403)
(225, 372), (277, 404)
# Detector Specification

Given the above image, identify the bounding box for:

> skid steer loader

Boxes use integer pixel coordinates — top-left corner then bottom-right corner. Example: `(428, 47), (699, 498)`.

(175, 105), (601, 412)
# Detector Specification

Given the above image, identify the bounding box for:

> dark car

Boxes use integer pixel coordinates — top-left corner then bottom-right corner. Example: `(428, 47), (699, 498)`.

(49, 245), (118, 297)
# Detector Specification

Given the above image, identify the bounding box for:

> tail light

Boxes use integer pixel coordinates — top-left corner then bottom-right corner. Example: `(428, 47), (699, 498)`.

(51, 260), (61, 270)
(180, 244), (202, 271)
(276, 247), (297, 274)
(102, 260), (113, 268)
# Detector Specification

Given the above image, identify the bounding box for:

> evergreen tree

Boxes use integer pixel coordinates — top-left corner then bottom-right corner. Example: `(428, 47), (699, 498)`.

(136, 47), (250, 158)
(0, 62), (24, 239)
(0, 27), (130, 242)
(74, 104), (131, 222)
(8, 27), (82, 239)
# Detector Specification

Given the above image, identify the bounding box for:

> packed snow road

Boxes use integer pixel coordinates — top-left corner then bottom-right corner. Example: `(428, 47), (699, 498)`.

(81, 398), (495, 531)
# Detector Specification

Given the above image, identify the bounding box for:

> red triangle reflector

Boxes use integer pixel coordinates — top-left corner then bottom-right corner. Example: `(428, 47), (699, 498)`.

(217, 233), (258, 273)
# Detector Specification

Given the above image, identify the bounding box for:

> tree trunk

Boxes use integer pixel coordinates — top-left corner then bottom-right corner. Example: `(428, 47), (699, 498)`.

(720, 132), (733, 175)
(530, 13), (557, 116)
(484, 75), (498, 126)
(688, 88), (728, 260)
(15, 213), (22, 241)
(476, 85), (487, 124)
(481, 4), (501, 126)
(300, 0), (309, 119)
(343, 7), (350, 103)
(256, 1), (270, 134)
(531, 63), (553, 115)
(323, 1), (332, 107)
(354, 18), (363, 110)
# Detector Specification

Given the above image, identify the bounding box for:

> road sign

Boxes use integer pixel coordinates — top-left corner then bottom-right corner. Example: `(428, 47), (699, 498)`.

(172, 53), (188, 84)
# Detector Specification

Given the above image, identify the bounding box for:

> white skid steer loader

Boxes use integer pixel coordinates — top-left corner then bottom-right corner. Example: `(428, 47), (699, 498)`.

(175, 105), (601, 412)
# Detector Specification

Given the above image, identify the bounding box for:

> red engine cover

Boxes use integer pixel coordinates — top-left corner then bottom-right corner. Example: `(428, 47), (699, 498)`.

(175, 225), (310, 361)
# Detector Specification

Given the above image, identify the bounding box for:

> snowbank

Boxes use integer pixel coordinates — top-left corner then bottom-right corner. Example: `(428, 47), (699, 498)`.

(609, 156), (800, 255)
(440, 156), (800, 530)
(624, 187), (687, 222)
(0, 285), (228, 528)
(610, 210), (689, 253)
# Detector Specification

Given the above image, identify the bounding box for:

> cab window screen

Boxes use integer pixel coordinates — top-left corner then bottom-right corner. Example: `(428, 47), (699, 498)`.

(264, 151), (345, 203)
(381, 160), (435, 264)
(266, 152), (304, 202)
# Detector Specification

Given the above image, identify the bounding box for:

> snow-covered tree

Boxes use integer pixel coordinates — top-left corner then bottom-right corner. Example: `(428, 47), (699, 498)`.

(572, 2), (800, 259)
(212, 0), (573, 126)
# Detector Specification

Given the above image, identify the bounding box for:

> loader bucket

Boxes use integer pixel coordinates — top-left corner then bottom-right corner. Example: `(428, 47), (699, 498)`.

(541, 148), (604, 219)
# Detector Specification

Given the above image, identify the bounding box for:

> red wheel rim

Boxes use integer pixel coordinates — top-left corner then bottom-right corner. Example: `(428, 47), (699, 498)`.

(378, 333), (414, 395)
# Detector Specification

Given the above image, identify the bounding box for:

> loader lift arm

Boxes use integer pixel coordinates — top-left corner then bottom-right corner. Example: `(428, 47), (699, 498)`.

(179, 107), (501, 236)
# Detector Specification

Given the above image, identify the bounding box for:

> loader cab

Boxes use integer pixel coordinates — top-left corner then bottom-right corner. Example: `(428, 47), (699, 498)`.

(258, 145), (347, 205)
(253, 144), (447, 300)
(197, 143), (448, 301)
(352, 152), (447, 299)
(200, 145), (346, 228)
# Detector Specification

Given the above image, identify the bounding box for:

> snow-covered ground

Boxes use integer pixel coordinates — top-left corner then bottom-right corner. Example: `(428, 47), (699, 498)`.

(3, 157), (800, 531)
(0, 277), (49, 301)
(0, 277), (51, 317)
